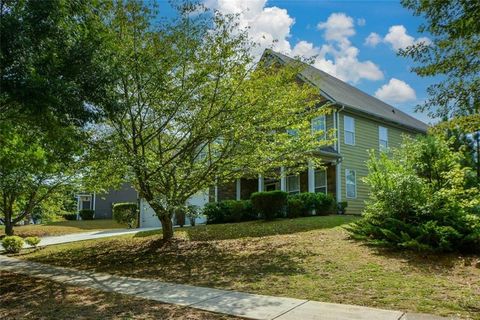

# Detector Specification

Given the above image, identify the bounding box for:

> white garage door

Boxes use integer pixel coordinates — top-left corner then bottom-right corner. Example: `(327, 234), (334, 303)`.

(139, 190), (209, 228)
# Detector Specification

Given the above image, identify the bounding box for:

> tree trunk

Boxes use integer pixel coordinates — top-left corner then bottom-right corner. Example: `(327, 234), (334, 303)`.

(4, 220), (14, 236)
(159, 214), (174, 240)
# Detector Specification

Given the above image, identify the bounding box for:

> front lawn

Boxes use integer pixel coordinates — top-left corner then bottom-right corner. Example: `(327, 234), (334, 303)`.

(19, 215), (480, 319)
(0, 219), (127, 238)
(0, 271), (241, 320)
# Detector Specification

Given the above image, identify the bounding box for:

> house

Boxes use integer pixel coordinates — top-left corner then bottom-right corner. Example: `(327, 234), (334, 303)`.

(211, 50), (428, 214)
(76, 183), (138, 219)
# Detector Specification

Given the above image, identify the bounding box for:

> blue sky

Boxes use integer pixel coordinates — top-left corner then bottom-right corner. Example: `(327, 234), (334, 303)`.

(157, 0), (437, 123)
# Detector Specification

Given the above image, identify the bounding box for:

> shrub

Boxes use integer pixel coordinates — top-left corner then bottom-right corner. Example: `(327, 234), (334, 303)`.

(251, 191), (287, 220)
(287, 197), (303, 218)
(79, 209), (95, 220)
(337, 201), (348, 215)
(347, 136), (480, 253)
(1, 236), (24, 253)
(185, 205), (200, 226)
(63, 213), (77, 221)
(112, 203), (138, 228)
(287, 192), (336, 217)
(204, 200), (255, 224)
(24, 236), (41, 247)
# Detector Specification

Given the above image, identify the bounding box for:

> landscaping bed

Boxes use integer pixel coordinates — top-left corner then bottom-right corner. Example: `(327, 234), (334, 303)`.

(18, 216), (480, 319)
(0, 219), (127, 238)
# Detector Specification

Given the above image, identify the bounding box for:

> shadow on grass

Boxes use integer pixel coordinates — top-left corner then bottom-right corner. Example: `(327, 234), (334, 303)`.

(25, 238), (310, 289)
(0, 271), (238, 320)
(135, 215), (359, 241)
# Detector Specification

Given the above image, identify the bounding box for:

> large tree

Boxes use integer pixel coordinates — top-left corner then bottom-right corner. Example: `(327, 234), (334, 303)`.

(98, 1), (333, 241)
(400, 0), (480, 180)
(0, 120), (84, 235)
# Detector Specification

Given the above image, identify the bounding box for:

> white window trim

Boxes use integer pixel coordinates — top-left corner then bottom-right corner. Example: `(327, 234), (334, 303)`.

(379, 126), (388, 151)
(344, 116), (355, 145)
(314, 169), (327, 194)
(286, 174), (300, 194)
(312, 115), (326, 140)
(345, 169), (357, 199)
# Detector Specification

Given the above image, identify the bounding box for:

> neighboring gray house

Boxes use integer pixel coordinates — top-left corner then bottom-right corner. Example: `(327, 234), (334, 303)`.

(76, 183), (138, 219)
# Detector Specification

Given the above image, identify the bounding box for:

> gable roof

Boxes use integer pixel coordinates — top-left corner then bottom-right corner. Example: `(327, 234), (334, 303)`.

(264, 49), (428, 133)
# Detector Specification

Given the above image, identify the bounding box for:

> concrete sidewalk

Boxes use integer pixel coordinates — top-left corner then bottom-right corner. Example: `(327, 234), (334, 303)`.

(0, 255), (449, 320)
(0, 227), (159, 251)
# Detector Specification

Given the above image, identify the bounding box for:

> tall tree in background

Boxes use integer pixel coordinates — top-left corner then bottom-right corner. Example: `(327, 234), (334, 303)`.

(0, 0), (113, 232)
(400, 0), (480, 181)
(98, 1), (333, 241)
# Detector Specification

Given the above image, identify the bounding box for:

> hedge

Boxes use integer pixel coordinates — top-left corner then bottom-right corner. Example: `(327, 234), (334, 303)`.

(112, 202), (138, 228)
(204, 200), (255, 224)
(79, 209), (94, 220)
(251, 190), (288, 220)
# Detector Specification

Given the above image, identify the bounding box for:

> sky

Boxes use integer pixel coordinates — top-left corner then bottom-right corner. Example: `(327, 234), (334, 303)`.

(157, 0), (438, 124)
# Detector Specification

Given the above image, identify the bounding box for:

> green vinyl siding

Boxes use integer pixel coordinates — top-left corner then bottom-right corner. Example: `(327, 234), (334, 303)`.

(338, 111), (417, 214)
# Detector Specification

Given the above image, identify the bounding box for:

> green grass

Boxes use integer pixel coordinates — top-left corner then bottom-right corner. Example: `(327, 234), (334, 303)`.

(18, 215), (480, 319)
(0, 219), (126, 238)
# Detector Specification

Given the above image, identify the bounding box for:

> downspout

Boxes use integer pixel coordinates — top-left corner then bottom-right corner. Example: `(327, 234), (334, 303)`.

(335, 105), (345, 204)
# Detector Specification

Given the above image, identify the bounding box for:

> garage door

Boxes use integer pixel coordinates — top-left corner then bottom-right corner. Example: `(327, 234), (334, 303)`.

(139, 190), (209, 228)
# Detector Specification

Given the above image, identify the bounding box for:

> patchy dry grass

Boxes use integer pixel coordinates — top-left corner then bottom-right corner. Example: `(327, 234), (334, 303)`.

(18, 216), (480, 319)
(0, 219), (126, 238)
(0, 271), (242, 320)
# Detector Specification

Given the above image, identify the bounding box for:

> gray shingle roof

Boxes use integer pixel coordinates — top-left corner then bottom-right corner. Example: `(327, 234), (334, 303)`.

(265, 50), (428, 133)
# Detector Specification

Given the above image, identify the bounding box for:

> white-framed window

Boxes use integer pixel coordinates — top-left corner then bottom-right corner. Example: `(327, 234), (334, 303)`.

(344, 116), (355, 145)
(345, 169), (357, 199)
(312, 115), (326, 140)
(287, 129), (298, 136)
(286, 175), (300, 194)
(314, 169), (327, 194)
(379, 126), (388, 151)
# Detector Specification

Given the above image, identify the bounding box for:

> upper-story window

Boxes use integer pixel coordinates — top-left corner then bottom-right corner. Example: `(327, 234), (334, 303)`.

(379, 126), (388, 151)
(286, 175), (300, 194)
(312, 115), (326, 140)
(344, 116), (355, 145)
(314, 169), (327, 194)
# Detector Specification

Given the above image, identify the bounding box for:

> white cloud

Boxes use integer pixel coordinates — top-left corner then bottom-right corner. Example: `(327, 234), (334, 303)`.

(317, 13), (355, 43)
(364, 32), (381, 47)
(383, 25), (431, 51)
(375, 78), (417, 104)
(207, 2), (383, 83)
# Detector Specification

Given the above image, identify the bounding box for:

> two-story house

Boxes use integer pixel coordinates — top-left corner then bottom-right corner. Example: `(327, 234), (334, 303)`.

(211, 50), (428, 215)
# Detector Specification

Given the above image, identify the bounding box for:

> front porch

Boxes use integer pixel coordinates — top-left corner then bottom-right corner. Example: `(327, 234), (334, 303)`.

(213, 160), (339, 202)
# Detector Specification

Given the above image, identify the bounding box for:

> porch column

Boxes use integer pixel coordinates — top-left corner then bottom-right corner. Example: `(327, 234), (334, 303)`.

(336, 162), (342, 202)
(236, 179), (241, 200)
(280, 167), (286, 191)
(308, 161), (315, 193)
(214, 178), (219, 202)
(92, 192), (96, 214)
(258, 174), (264, 192)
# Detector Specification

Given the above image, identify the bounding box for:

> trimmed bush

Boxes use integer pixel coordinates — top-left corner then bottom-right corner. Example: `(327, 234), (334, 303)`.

(1, 236), (24, 253)
(79, 209), (95, 220)
(24, 236), (41, 247)
(287, 197), (303, 218)
(251, 191), (287, 220)
(204, 200), (255, 224)
(112, 203), (138, 228)
(316, 193), (336, 215)
(337, 201), (348, 215)
(286, 192), (336, 217)
(63, 213), (77, 221)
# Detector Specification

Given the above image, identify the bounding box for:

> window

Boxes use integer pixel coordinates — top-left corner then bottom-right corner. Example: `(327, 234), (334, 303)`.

(345, 169), (356, 198)
(286, 175), (300, 194)
(312, 115), (326, 140)
(314, 169), (327, 194)
(287, 129), (298, 136)
(379, 126), (388, 151)
(344, 116), (355, 145)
